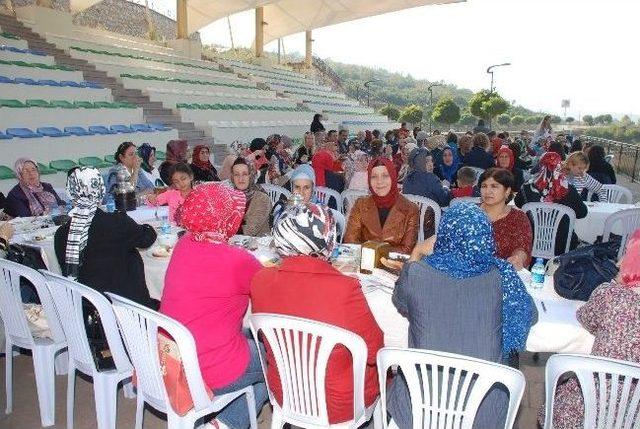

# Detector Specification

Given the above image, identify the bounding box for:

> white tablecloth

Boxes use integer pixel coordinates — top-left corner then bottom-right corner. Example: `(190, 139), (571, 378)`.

(575, 202), (636, 243)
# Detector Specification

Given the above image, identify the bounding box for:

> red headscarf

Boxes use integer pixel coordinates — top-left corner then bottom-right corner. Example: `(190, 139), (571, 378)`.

(191, 145), (213, 170)
(166, 139), (188, 164)
(496, 145), (515, 170)
(176, 183), (245, 243)
(620, 229), (640, 288)
(532, 152), (569, 202)
(368, 157), (399, 209)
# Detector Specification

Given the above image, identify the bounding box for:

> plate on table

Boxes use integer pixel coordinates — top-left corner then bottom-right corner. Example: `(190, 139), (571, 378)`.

(147, 245), (173, 258)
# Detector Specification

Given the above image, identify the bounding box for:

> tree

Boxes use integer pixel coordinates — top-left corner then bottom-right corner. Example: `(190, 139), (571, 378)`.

(510, 115), (525, 126)
(550, 115), (562, 124)
(468, 90), (510, 122)
(525, 116), (541, 125)
(431, 97), (461, 126)
(620, 115), (633, 126)
(602, 114), (613, 124)
(565, 117), (575, 123)
(380, 105), (400, 121)
(398, 104), (423, 125)
(496, 114), (511, 126)
(582, 115), (594, 126)
(459, 113), (476, 126)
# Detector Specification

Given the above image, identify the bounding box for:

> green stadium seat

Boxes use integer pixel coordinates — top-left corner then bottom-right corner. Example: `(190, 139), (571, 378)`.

(93, 101), (116, 108)
(50, 100), (75, 108)
(79, 156), (111, 168)
(0, 99), (26, 108)
(26, 99), (52, 108)
(155, 150), (166, 160)
(104, 155), (116, 164)
(49, 159), (78, 172)
(0, 165), (16, 180)
(74, 101), (97, 108)
(37, 163), (57, 175)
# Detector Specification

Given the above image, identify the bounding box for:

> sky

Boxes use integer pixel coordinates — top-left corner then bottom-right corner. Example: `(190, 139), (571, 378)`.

(141, 0), (639, 119)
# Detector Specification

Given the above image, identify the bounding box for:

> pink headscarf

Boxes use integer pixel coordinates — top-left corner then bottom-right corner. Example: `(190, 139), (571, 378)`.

(620, 229), (640, 288)
(175, 183), (246, 243)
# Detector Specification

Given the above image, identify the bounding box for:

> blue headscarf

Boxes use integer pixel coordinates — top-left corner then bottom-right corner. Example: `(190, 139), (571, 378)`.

(423, 203), (535, 357)
(438, 146), (460, 183)
(137, 143), (156, 174)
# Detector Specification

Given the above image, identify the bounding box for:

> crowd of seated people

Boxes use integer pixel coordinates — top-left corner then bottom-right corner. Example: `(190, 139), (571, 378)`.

(3, 110), (639, 429)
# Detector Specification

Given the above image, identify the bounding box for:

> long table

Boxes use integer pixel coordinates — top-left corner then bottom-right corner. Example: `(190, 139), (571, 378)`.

(10, 207), (594, 355)
(574, 202), (637, 243)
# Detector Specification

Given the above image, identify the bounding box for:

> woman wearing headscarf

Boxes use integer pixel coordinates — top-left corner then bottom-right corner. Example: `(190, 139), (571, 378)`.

(438, 146), (461, 185)
(231, 157), (272, 237)
(387, 203), (536, 429)
(396, 142), (418, 184)
(161, 183), (268, 429)
(252, 202), (384, 425)
(106, 141), (155, 195)
(220, 141), (246, 182)
(495, 145), (525, 190)
(402, 148), (451, 207)
(310, 113), (325, 133)
(190, 145), (220, 182)
(54, 167), (157, 307)
(6, 158), (65, 217)
(137, 143), (163, 187)
(587, 144), (616, 185)
(344, 157), (419, 254)
(269, 164), (318, 228)
(514, 152), (587, 254)
(539, 229), (640, 429)
(159, 139), (188, 185)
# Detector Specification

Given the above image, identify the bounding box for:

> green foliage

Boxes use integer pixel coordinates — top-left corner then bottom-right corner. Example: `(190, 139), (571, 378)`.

(380, 105), (400, 121)
(620, 115), (633, 126)
(511, 115), (525, 126)
(398, 104), (424, 125)
(468, 90), (510, 121)
(459, 113), (477, 126)
(525, 116), (541, 125)
(594, 114), (613, 124)
(583, 115), (595, 126)
(496, 114), (511, 125)
(550, 115), (563, 124)
(431, 97), (460, 125)
(565, 117), (575, 123)
(585, 124), (640, 144)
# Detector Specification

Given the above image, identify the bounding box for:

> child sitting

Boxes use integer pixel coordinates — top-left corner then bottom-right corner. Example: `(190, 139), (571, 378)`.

(146, 163), (194, 222)
(565, 151), (606, 201)
(451, 166), (476, 198)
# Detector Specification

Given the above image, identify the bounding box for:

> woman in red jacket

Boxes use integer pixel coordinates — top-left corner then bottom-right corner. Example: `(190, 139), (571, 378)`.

(251, 202), (384, 425)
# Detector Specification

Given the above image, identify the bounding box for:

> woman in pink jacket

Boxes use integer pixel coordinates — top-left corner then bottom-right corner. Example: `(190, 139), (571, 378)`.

(160, 183), (267, 429)
(146, 163), (194, 222)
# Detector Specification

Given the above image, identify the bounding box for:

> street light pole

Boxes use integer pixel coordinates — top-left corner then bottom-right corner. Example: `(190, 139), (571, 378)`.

(485, 62), (511, 129)
(364, 79), (379, 108)
(427, 83), (442, 133)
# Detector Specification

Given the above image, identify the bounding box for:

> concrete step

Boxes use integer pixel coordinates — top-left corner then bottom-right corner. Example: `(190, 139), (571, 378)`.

(177, 130), (205, 140)
(143, 108), (172, 116)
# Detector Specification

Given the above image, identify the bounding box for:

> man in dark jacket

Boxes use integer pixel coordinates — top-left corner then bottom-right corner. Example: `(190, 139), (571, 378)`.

(464, 133), (495, 170)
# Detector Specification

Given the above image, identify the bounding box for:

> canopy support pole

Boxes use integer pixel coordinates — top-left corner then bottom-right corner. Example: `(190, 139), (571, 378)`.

(305, 30), (312, 68)
(255, 6), (264, 58)
(176, 0), (188, 39)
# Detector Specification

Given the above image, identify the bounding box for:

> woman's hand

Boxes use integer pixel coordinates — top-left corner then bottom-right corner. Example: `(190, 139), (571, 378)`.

(146, 193), (158, 205)
(507, 250), (528, 271)
(0, 222), (15, 242)
(410, 235), (437, 261)
(380, 257), (404, 271)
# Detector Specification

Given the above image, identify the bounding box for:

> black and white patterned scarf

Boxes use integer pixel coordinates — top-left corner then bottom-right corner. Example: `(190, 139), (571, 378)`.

(64, 167), (105, 279)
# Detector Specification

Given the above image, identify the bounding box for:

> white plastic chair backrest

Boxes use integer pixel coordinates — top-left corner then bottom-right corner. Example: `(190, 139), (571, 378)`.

(469, 167), (485, 183)
(604, 154), (614, 164)
(449, 197), (481, 207)
(404, 194), (441, 240)
(261, 183), (292, 207)
(341, 189), (369, 217)
(249, 313), (368, 427)
(543, 353), (640, 429)
(0, 259), (65, 347)
(41, 270), (132, 375)
(314, 186), (343, 212)
(522, 202), (576, 259)
(600, 185), (633, 204)
(331, 208), (346, 242)
(602, 208), (640, 261)
(378, 347), (525, 429)
(106, 292), (211, 413)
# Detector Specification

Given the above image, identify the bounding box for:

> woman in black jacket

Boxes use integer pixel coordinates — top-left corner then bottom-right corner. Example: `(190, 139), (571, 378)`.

(587, 145), (616, 185)
(310, 113), (325, 133)
(54, 167), (157, 308)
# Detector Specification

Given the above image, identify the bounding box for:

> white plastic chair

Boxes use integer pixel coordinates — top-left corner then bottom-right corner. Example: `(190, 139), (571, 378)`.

(249, 313), (380, 429)
(331, 208), (346, 243)
(604, 154), (615, 165)
(543, 353), (640, 429)
(314, 186), (343, 211)
(449, 196), (481, 206)
(261, 183), (292, 207)
(602, 207), (640, 261)
(522, 202), (576, 259)
(41, 271), (134, 429)
(341, 189), (369, 218)
(599, 184), (633, 204)
(0, 259), (67, 427)
(377, 347), (525, 429)
(404, 194), (441, 240)
(106, 292), (257, 429)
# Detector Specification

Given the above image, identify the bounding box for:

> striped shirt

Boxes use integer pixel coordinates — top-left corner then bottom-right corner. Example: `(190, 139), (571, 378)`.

(569, 172), (607, 201)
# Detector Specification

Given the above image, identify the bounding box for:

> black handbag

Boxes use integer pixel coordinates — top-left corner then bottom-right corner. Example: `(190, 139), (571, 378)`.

(553, 241), (619, 301)
(6, 243), (47, 304)
(83, 302), (115, 371)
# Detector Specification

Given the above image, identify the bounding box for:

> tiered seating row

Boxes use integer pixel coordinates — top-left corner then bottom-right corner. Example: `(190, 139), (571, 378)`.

(281, 86), (346, 100)
(238, 66), (318, 86)
(176, 103), (307, 112)
(120, 73), (261, 92)
(98, 62), (244, 86)
(0, 80), (110, 102)
(221, 58), (309, 80)
(253, 75), (331, 93)
(209, 120), (337, 146)
(0, 45), (54, 65)
(304, 102), (374, 115)
(146, 90), (295, 110)
(0, 59), (83, 81)
(0, 31), (28, 49)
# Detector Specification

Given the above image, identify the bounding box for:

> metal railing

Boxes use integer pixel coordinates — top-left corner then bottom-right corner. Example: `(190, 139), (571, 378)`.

(580, 136), (640, 182)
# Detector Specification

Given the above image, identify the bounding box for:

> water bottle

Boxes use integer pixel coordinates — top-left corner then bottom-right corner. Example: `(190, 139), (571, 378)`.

(105, 195), (116, 213)
(530, 258), (545, 289)
(160, 215), (171, 235)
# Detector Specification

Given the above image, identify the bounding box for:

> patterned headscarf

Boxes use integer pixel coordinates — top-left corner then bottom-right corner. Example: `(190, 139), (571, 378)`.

(530, 152), (569, 202)
(620, 229), (640, 288)
(231, 157), (261, 202)
(496, 145), (515, 170)
(176, 183), (246, 243)
(368, 157), (399, 209)
(14, 158), (58, 216)
(273, 202), (336, 259)
(137, 143), (156, 173)
(165, 140), (188, 164)
(191, 145), (214, 170)
(423, 203), (535, 357)
(64, 167), (105, 279)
